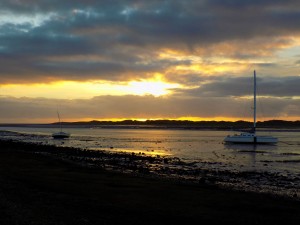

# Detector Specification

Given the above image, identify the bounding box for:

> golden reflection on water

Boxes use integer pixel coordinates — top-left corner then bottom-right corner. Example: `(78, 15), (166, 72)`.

(92, 147), (170, 157)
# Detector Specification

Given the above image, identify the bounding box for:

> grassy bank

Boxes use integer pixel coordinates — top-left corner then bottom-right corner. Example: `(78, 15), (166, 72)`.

(1, 140), (300, 224)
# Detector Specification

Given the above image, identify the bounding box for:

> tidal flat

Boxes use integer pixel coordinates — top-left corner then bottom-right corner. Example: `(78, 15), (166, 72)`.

(1, 139), (300, 225)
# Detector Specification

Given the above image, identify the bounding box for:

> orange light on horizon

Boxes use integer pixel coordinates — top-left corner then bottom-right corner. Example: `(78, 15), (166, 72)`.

(3, 115), (300, 124)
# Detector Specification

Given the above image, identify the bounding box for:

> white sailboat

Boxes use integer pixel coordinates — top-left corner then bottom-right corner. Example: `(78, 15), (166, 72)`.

(224, 70), (278, 144)
(52, 112), (70, 139)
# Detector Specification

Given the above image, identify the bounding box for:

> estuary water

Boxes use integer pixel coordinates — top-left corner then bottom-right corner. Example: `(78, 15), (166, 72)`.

(1, 126), (300, 197)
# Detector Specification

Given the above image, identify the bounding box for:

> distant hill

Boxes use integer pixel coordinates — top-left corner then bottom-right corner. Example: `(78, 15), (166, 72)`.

(53, 119), (300, 130)
(2, 119), (299, 130)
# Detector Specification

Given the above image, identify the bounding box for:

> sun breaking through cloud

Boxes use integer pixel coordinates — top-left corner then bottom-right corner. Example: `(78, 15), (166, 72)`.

(0, 0), (300, 122)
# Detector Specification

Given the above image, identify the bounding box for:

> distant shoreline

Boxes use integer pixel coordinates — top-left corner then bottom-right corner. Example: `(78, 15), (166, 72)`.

(1, 119), (300, 131)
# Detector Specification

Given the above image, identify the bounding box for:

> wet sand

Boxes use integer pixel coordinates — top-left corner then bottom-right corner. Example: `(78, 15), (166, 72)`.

(1, 140), (300, 225)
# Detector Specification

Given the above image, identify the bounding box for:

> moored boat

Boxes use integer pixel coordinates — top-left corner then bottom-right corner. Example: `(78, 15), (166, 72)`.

(52, 112), (70, 139)
(224, 71), (277, 144)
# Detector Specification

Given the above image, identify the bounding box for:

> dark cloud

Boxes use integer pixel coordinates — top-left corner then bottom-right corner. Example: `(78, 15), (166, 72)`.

(1, 0), (300, 83)
(175, 75), (300, 97)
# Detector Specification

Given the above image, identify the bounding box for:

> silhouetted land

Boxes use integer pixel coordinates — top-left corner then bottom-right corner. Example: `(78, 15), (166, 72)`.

(60, 119), (300, 129)
(1, 119), (300, 130)
(1, 139), (300, 224)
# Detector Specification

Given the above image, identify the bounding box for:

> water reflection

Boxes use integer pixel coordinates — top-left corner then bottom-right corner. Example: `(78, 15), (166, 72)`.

(224, 143), (277, 152)
(0, 127), (298, 175)
(224, 143), (278, 170)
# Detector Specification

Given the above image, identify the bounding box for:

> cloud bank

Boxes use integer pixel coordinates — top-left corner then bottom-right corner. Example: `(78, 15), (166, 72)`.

(0, 94), (299, 123)
(1, 0), (300, 122)
(1, 0), (300, 83)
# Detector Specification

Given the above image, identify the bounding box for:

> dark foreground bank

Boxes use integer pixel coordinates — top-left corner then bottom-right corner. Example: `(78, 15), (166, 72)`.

(1, 140), (300, 225)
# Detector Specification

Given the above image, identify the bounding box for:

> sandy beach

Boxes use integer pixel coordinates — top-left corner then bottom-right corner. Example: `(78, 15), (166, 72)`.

(1, 139), (300, 225)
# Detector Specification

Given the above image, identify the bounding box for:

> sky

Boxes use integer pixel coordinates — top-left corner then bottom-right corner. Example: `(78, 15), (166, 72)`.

(0, 0), (300, 123)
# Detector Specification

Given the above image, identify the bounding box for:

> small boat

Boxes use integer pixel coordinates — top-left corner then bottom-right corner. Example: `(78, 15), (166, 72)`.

(52, 131), (70, 139)
(224, 132), (277, 144)
(224, 71), (278, 144)
(52, 112), (70, 139)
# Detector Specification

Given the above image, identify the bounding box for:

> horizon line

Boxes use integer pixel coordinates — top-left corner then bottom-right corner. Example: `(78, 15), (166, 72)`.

(1, 119), (300, 125)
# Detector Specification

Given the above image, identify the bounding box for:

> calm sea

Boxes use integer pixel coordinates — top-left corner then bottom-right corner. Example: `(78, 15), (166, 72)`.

(1, 126), (300, 176)
(2, 126), (300, 197)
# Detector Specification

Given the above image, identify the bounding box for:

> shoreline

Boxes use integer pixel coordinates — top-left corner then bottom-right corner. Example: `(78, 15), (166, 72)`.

(0, 141), (300, 225)
(1, 138), (300, 200)
(2, 123), (300, 132)
(1, 139), (300, 224)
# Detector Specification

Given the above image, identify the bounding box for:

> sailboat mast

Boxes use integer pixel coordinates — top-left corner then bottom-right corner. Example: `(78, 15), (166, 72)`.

(253, 70), (257, 133)
(57, 111), (62, 132)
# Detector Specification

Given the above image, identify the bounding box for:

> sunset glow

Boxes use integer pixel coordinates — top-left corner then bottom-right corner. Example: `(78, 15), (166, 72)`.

(0, 1), (300, 123)
(0, 79), (180, 99)
(127, 80), (180, 97)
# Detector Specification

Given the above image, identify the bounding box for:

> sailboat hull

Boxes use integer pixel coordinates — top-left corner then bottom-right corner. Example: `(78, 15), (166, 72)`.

(52, 131), (70, 139)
